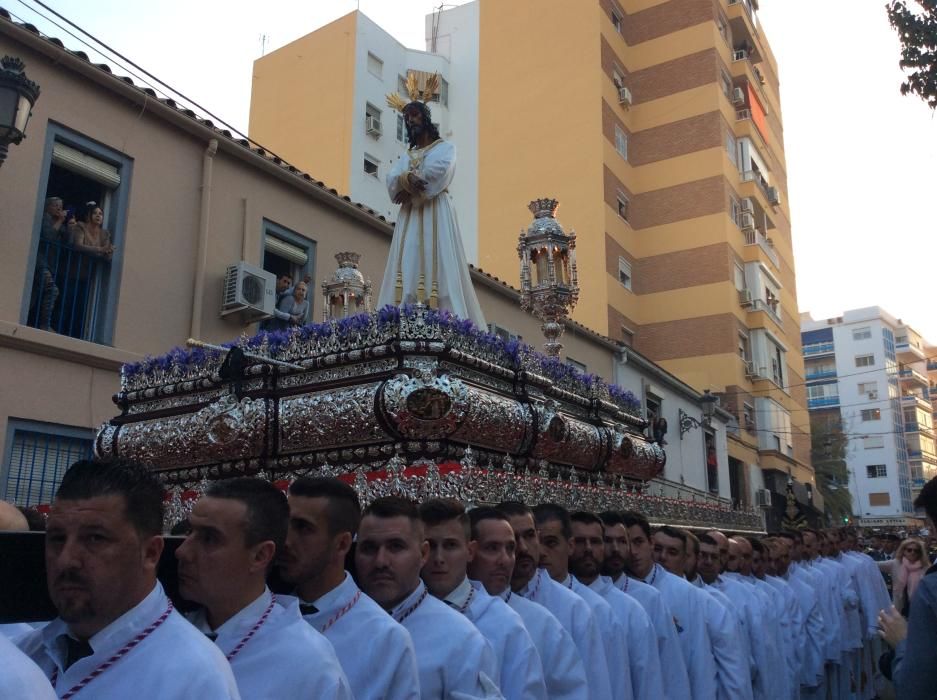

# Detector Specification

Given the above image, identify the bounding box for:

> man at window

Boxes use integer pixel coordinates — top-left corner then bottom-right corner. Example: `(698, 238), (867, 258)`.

(31, 197), (66, 331)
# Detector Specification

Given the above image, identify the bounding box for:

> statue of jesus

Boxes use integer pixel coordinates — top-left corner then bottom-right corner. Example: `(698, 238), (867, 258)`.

(378, 76), (486, 328)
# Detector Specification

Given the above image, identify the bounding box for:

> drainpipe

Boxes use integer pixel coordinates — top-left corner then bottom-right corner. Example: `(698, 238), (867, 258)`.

(190, 139), (218, 340)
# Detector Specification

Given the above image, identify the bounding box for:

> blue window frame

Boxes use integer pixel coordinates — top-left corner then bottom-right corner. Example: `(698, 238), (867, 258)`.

(21, 122), (133, 345)
(3, 420), (93, 506)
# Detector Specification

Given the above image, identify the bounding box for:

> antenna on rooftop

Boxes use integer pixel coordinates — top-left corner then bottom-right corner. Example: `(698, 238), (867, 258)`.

(259, 34), (269, 57)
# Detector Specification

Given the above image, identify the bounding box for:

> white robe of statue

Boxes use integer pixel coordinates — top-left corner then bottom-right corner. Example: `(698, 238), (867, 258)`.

(378, 139), (486, 328)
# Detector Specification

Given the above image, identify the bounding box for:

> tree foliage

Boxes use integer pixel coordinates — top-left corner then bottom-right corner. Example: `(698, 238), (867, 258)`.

(887, 1), (937, 109)
(810, 414), (852, 524)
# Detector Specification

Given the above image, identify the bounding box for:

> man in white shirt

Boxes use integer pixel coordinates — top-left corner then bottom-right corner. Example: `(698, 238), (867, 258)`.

(533, 503), (632, 700)
(419, 499), (547, 700)
(177, 477), (351, 699)
(653, 526), (752, 700)
(467, 507), (589, 700)
(570, 511), (665, 700)
(497, 501), (613, 700)
(356, 496), (500, 699)
(278, 477), (420, 700)
(622, 511), (717, 700)
(17, 460), (240, 699)
(599, 511), (691, 700)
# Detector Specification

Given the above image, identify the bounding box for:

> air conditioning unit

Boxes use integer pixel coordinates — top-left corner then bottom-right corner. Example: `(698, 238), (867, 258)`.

(732, 87), (745, 105)
(618, 86), (633, 106)
(755, 488), (772, 508)
(740, 211), (755, 230)
(766, 186), (781, 206)
(740, 198), (754, 213)
(365, 115), (382, 136)
(221, 261), (276, 323)
(744, 360), (757, 379)
(868, 390), (879, 400)
(738, 289), (754, 307)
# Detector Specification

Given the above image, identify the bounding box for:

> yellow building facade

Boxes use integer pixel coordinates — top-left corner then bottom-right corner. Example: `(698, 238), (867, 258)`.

(250, 0), (814, 506)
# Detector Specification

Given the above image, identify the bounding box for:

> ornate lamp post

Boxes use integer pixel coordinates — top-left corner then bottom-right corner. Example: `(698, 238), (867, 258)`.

(0, 56), (40, 168)
(321, 252), (372, 320)
(517, 198), (579, 357)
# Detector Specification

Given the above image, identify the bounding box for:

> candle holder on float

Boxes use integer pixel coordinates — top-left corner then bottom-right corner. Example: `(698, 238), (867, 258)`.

(517, 198), (579, 357)
(321, 252), (372, 320)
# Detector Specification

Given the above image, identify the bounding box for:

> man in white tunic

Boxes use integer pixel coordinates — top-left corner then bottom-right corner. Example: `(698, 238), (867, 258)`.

(419, 499), (547, 700)
(17, 460), (240, 699)
(653, 526), (752, 700)
(279, 477), (420, 700)
(622, 511), (718, 700)
(467, 507), (590, 700)
(570, 511), (664, 700)
(599, 511), (691, 700)
(533, 504), (633, 700)
(380, 82), (485, 327)
(177, 477), (351, 699)
(356, 496), (500, 699)
(497, 501), (613, 700)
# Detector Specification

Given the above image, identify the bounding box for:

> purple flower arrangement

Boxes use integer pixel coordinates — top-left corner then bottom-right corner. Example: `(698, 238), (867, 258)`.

(122, 306), (641, 415)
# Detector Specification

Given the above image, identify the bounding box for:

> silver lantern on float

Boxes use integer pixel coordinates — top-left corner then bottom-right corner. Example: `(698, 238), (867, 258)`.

(321, 252), (372, 320)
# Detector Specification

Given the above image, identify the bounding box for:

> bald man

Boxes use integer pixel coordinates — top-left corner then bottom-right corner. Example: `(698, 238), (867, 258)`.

(0, 501), (29, 531)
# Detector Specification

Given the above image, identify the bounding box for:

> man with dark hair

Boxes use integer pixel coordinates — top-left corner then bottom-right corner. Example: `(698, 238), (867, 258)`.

(533, 504), (630, 700)
(623, 511), (717, 700)
(884, 475), (937, 698)
(654, 528), (753, 700)
(177, 477), (350, 698)
(356, 496), (499, 699)
(467, 507), (588, 700)
(498, 501), (612, 699)
(599, 511), (689, 700)
(570, 511), (663, 700)
(17, 460), (239, 698)
(419, 499), (546, 700)
(280, 477), (419, 700)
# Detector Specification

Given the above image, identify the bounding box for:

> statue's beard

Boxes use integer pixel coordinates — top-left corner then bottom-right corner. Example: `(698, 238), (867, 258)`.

(408, 123), (425, 146)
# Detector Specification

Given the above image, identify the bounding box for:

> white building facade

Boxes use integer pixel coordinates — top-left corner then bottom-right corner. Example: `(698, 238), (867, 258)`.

(801, 307), (936, 526)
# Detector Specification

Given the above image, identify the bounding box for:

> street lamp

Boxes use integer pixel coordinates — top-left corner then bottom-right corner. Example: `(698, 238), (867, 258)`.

(0, 56), (40, 168)
(517, 198), (579, 357)
(678, 389), (718, 439)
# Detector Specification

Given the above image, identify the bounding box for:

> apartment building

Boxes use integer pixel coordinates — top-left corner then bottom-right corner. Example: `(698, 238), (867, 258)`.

(0, 11), (740, 514)
(801, 308), (936, 526)
(249, 0), (814, 515)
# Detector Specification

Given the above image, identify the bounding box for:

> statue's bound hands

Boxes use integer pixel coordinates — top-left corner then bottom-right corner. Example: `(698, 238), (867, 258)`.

(407, 172), (427, 192)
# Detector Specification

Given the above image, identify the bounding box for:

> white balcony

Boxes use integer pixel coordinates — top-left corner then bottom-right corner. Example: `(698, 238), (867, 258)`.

(743, 227), (779, 268)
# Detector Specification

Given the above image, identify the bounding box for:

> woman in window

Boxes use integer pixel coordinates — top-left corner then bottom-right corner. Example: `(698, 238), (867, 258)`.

(68, 202), (115, 260)
(878, 537), (928, 615)
(272, 280), (309, 329)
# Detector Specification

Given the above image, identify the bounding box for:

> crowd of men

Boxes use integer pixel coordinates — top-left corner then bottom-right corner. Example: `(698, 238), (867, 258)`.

(2, 458), (936, 699)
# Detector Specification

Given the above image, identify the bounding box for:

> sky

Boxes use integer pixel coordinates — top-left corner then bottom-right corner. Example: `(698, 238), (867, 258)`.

(8, 0), (936, 341)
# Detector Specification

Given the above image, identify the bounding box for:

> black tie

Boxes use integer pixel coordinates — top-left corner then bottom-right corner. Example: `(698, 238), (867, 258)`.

(64, 637), (93, 670)
(298, 603), (318, 616)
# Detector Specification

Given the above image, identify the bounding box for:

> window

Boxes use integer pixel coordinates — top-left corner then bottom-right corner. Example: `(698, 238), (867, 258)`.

(864, 436), (885, 449)
(566, 357), (587, 374)
(742, 403), (755, 432)
(396, 114), (405, 143)
(705, 431), (719, 494)
(620, 326), (634, 347)
(487, 323), (520, 342)
(611, 10), (622, 34)
(363, 154), (380, 177)
(4, 423), (92, 506)
(717, 13), (729, 43)
(861, 408), (882, 422)
(868, 492), (891, 507)
(866, 464), (887, 479)
(25, 126), (132, 344)
(770, 343), (785, 387)
(615, 126), (628, 160)
(365, 103), (382, 137)
(262, 219), (314, 287)
(367, 52), (383, 79)
(618, 257), (632, 290)
(855, 354), (875, 367)
(853, 326), (872, 340)
(398, 74), (407, 95)
(734, 263), (745, 291)
(725, 129), (737, 166)
(729, 195), (742, 226)
(720, 71), (732, 98)
(858, 381), (878, 398)
(612, 68), (625, 90)
(738, 332), (750, 361)
(440, 77), (449, 107)
(616, 191), (630, 221)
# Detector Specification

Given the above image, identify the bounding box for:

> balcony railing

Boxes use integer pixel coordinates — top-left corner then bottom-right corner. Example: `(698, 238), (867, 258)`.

(805, 368), (837, 380)
(899, 367), (929, 384)
(750, 298), (783, 325)
(741, 168), (774, 200)
(808, 395), (840, 408)
(803, 341), (835, 356)
(736, 108), (752, 121)
(927, 360), (937, 372)
(27, 239), (110, 342)
(743, 227), (780, 268)
(902, 394), (933, 410)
